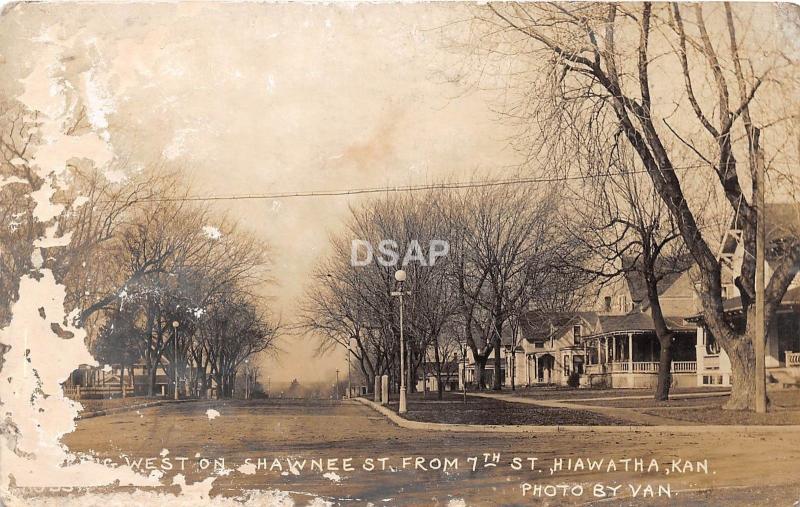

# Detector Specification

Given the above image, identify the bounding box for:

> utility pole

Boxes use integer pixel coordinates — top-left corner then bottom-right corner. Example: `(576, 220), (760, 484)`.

(347, 341), (352, 399)
(172, 321), (179, 400)
(755, 129), (767, 414)
(462, 341), (467, 404)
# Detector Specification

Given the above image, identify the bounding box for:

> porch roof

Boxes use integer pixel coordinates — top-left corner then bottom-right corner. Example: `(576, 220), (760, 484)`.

(586, 312), (693, 339)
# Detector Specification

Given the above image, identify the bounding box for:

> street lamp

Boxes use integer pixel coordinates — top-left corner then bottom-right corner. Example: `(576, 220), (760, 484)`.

(245, 359), (250, 400)
(335, 369), (340, 400)
(391, 269), (409, 414)
(172, 320), (179, 400)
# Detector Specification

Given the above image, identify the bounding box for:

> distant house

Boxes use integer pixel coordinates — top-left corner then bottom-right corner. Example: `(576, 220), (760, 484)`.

(508, 311), (596, 386)
(415, 357), (461, 393)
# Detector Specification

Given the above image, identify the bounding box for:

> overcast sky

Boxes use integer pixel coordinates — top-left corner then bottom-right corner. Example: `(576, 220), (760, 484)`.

(0, 3), (524, 385)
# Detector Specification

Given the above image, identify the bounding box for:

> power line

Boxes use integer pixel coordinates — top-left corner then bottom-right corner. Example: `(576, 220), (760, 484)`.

(95, 164), (710, 204)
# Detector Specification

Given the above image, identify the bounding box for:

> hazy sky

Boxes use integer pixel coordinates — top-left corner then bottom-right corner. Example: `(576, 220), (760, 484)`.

(0, 3), (523, 385)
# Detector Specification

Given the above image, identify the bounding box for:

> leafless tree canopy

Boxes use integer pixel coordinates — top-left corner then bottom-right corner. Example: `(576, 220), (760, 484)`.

(441, 2), (800, 409)
(0, 96), (280, 399)
(299, 185), (588, 395)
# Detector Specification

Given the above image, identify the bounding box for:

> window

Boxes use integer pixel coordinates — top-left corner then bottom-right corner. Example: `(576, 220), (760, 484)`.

(721, 285), (728, 299)
(604, 296), (612, 312)
(572, 355), (585, 375)
(573, 325), (582, 343)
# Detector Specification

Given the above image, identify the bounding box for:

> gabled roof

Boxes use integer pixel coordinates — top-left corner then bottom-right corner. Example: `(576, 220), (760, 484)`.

(517, 310), (598, 345)
(621, 256), (690, 306)
(518, 307), (695, 344)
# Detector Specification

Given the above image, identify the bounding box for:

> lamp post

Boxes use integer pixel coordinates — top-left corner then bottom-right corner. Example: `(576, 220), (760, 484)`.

(391, 269), (409, 414)
(335, 369), (340, 400)
(244, 359), (250, 400)
(172, 320), (179, 400)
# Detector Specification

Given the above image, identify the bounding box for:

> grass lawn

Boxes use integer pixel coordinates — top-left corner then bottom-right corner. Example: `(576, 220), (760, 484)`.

(639, 390), (800, 425)
(769, 390), (800, 409)
(385, 392), (639, 426)
(579, 395), (729, 409)
(644, 407), (800, 425)
(508, 385), (731, 401)
(76, 396), (164, 413)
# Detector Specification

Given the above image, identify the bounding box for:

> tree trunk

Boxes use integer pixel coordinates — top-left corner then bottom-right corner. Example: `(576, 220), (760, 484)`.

(654, 340), (672, 401)
(725, 339), (757, 410)
(646, 270), (675, 402)
(433, 343), (443, 401)
(120, 364), (126, 398)
(473, 354), (487, 390)
(510, 350), (516, 392)
(492, 336), (502, 391)
(214, 372), (223, 399)
(199, 372), (207, 399)
(148, 365), (157, 397)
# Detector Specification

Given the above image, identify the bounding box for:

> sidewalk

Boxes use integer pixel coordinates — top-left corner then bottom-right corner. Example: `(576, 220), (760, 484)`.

(468, 392), (677, 426)
(355, 396), (800, 433)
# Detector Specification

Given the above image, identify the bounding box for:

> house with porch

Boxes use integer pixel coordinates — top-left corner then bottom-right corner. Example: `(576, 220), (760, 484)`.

(499, 262), (704, 389)
(581, 312), (699, 388)
(690, 203), (800, 388)
(504, 311), (597, 387)
(580, 265), (702, 388)
(463, 203), (800, 390)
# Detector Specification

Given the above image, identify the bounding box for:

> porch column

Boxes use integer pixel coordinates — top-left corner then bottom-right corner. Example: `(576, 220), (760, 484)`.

(525, 355), (530, 386)
(534, 355), (540, 383)
(628, 332), (634, 387)
(611, 335), (616, 364)
(695, 326), (705, 387)
(597, 339), (602, 365)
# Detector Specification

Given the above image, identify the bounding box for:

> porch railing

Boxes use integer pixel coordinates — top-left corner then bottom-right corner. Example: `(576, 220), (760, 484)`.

(632, 362), (659, 373)
(787, 352), (800, 368)
(610, 362), (629, 373)
(590, 361), (697, 374)
(672, 361), (697, 373)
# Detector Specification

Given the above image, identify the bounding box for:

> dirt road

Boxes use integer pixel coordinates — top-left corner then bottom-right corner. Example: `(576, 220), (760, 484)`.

(59, 399), (800, 506)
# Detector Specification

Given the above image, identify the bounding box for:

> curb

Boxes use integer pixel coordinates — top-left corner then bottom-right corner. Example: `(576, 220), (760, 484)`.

(76, 398), (203, 420)
(354, 396), (800, 433)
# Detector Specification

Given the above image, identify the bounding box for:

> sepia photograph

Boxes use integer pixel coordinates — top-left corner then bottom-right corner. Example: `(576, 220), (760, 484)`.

(0, 1), (799, 505)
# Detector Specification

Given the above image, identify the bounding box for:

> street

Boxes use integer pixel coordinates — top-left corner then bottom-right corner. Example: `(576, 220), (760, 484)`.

(59, 399), (800, 506)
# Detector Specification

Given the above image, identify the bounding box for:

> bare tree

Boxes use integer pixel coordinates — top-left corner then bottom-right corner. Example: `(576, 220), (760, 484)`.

(568, 142), (692, 400)
(0, 101), (43, 325)
(299, 191), (457, 394)
(443, 185), (568, 390)
(456, 2), (800, 409)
